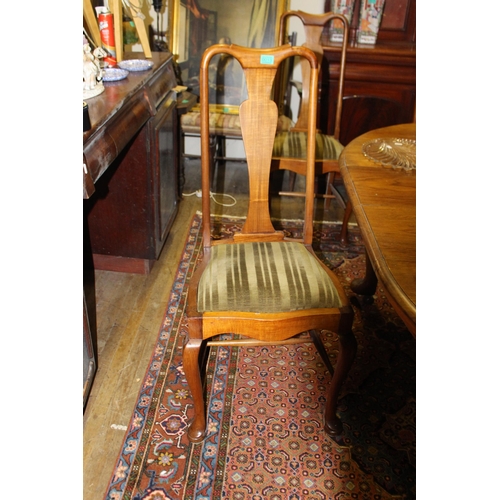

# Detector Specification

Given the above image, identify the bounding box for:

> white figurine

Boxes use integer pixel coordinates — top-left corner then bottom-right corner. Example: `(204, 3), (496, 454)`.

(83, 40), (106, 99)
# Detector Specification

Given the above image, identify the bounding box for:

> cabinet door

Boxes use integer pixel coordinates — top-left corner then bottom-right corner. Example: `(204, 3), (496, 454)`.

(150, 93), (179, 256)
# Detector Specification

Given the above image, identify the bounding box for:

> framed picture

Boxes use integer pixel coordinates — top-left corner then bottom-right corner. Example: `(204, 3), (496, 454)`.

(168, 0), (289, 107)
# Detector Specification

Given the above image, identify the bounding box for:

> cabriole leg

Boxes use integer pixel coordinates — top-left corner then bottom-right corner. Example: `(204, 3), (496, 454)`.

(183, 338), (207, 443)
(324, 328), (357, 438)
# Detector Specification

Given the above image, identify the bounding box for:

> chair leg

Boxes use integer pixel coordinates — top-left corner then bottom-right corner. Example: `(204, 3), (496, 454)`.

(309, 329), (334, 376)
(326, 176), (346, 210)
(324, 326), (357, 439)
(209, 136), (217, 190)
(340, 200), (352, 245)
(325, 173), (346, 210)
(216, 135), (225, 165)
(182, 338), (207, 443)
(325, 172), (334, 210)
(179, 133), (187, 194)
(288, 171), (297, 191)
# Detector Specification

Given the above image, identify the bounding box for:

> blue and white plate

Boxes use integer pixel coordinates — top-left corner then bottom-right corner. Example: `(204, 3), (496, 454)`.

(102, 68), (129, 82)
(118, 59), (154, 72)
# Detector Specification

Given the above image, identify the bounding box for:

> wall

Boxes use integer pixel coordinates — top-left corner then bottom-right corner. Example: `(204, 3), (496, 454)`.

(289, 0), (324, 41)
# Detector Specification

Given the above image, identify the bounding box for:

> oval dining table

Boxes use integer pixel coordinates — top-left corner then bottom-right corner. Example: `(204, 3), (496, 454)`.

(339, 123), (416, 337)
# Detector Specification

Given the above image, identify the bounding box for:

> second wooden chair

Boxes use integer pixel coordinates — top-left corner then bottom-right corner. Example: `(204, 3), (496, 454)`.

(271, 11), (350, 243)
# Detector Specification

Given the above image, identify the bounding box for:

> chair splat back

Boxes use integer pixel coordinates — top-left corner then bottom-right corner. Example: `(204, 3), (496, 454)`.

(200, 44), (319, 246)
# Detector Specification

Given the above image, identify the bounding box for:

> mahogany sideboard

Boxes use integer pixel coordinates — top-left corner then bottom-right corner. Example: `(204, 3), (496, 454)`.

(321, 0), (416, 145)
(83, 51), (179, 275)
(83, 52), (179, 407)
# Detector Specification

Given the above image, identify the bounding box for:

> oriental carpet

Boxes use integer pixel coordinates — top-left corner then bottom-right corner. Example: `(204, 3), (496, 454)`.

(103, 213), (416, 500)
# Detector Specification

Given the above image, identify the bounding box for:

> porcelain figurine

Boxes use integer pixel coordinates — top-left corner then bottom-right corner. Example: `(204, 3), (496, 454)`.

(83, 39), (106, 99)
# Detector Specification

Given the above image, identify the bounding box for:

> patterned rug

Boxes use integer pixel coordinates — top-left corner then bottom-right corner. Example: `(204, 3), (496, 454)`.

(103, 214), (416, 500)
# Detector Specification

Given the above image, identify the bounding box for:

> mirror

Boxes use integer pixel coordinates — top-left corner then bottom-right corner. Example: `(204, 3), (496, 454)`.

(168, 0), (290, 106)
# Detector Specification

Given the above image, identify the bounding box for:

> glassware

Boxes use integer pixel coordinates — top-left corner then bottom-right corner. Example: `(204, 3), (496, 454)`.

(362, 137), (416, 172)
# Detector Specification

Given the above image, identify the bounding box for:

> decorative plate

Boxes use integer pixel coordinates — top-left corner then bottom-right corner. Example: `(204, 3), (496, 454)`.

(362, 137), (416, 172)
(102, 68), (129, 82)
(117, 59), (154, 72)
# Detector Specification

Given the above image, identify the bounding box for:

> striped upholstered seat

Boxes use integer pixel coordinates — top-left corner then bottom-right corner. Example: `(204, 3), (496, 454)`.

(273, 130), (344, 161)
(198, 242), (342, 313)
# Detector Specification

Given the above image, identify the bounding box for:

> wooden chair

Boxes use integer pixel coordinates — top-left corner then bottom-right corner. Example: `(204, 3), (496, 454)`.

(271, 11), (350, 244)
(182, 42), (357, 443)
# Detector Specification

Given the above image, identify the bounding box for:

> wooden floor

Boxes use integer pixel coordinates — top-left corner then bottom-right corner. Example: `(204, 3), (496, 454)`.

(83, 159), (353, 499)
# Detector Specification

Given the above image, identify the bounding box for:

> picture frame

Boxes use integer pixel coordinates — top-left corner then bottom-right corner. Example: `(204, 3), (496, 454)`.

(168, 0), (290, 107)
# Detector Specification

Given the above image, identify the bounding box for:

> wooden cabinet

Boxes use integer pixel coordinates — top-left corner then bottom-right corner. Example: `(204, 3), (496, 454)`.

(83, 53), (179, 405)
(85, 95), (178, 274)
(321, 0), (415, 145)
(83, 52), (179, 274)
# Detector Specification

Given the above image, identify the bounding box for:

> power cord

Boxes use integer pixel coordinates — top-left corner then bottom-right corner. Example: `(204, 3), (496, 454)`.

(183, 190), (237, 207)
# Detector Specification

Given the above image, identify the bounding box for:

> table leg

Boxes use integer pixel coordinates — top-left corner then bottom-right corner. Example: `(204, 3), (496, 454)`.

(351, 249), (378, 296)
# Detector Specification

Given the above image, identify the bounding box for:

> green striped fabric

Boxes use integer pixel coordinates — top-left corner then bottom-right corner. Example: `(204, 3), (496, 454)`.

(273, 131), (344, 160)
(197, 242), (342, 313)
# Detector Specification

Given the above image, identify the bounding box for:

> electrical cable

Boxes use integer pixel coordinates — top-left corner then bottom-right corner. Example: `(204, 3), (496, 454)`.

(182, 190), (237, 207)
